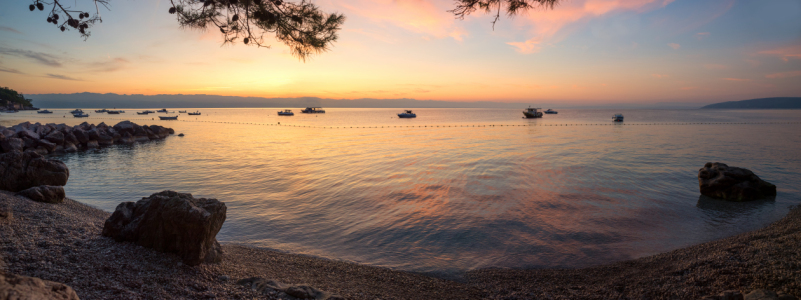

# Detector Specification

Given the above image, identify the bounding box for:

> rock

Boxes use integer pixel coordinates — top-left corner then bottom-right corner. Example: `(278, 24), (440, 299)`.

(746, 289), (778, 300)
(64, 132), (78, 145)
(22, 137), (38, 150)
(236, 278), (342, 300)
(85, 140), (99, 149)
(33, 146), (49, 156)
(63, 143), (78, 153)
(16, 129), (39, 140)
(113, 121), (139, 136)
(0, 151), (70, 192)
(0, 205), (12, 221)
(0, 272), (79, 300)
(44, 130), (65, 144)
(1, 138), (24, 153)
(699, 162), (777, 201)
(178, 133), (184, 137)
(16, 185), (66, 204)
(219, 275), (230, 282)
(102, 190), (227, 266)
(72, 128), (89, 144)
(119, 133), (135, 144)
(702, 290), (745, 300)
(97, 133), (114, 146)
(37, 139), (57, 152)
(778, 293), (798, 300)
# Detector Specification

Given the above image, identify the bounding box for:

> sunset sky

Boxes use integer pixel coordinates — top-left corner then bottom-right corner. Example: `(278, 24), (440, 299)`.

(0, 0), (799, 105)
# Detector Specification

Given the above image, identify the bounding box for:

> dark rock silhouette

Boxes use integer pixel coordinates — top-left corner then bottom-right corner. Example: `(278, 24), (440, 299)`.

(16, 185), (66, 204)
(0, 272), (79, 300)
(0, 151), (69, 192)
(699, 162), (776, 202)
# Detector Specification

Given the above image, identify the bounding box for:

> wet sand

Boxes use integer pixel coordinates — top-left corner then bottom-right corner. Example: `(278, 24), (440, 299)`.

(1, 191), (799, 299)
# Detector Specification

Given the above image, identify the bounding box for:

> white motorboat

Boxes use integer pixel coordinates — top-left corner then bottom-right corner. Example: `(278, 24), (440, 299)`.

(544, 109), (558, 114)
(397, 110), (416, 118)
(523, 106), (543, 118)
(37, 109), (53, 114)
(70, 109), (84, 114)
(301, 107), (325, 113)
(157, 108), (169, 113)
(277, 109), (294, 116)
(73, 112), (89, 118)
(613, 114), (624, 122)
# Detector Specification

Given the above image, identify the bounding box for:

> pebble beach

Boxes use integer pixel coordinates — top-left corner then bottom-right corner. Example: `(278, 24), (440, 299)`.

(1, 190), (799, 299)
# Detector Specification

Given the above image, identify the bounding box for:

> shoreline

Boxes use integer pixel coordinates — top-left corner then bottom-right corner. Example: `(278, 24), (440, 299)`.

(1, 191), (799, 299)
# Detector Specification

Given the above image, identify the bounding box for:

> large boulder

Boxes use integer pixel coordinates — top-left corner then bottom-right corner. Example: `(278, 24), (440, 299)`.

(44, 130), (65, 144)
(113, 121), (139, 136)
(0, 272), (79, 300)
(102, 191), (227, 265)
(16, 185), (66, 204)
(699, 162), (777, 201)
(0, 138), (24, 153)
(0, 151), (69, 192)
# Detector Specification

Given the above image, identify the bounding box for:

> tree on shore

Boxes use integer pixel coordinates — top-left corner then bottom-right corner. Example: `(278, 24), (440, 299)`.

(24, 0), (558, 60)
(0, 87), (33, 108)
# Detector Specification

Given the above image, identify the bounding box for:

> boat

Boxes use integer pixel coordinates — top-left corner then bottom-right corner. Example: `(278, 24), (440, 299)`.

(107, 110), (121, 114)
(397, 110), (416, 118)
(137, 111), (150, 115)
(37, 109), (53, 114)
(613, 114), (624, 122)
(544, 109), (558, 114)
(157, 108), (168, 113)
(179, 110), (187, 113)
(73, 112), (89, 118)
(70, 109), (84, 114)
(523, 106), (543, 118)
(300, 107), (325, 114)
(143, 110), (155, 114)
(187, 111), (201, 115)
(277, 109), (294, 116)
(95, 109), (109, 113)
(159, 116), (178, 120)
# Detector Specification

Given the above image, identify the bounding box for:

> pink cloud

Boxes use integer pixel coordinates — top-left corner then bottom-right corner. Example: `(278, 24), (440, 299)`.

(765, 70), (801, 79)
(334, 0), (466, 41)
(508, 0), (675, 53)
(668, 43), (681, 50)
(758, 45), (801, 62)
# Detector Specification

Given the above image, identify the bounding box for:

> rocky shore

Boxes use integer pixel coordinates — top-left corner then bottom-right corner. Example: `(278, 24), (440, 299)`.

(0, 121), (174, 155)
(1, 190), (799, 299)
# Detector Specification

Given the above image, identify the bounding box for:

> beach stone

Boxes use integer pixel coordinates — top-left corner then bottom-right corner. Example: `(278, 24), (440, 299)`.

(236, 278), (342, 300)
(102, 190), (227, 266)
(0, 138), (24, 153)
(0, 205), (12, 221)
(16, 185), (66, 204)
(0, 272), (80, 300)
(0, 151), (69, 192)
(698, 162), (777, 201)
(746, 290), (779, 300)
(45, 130), (65, 144)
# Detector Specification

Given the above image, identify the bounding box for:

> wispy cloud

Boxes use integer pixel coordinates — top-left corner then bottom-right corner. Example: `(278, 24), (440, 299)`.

(335, 0), (466, 42)
(668, 43), (681, 50)
(86, 57), (131, 72)
(696, 32), (710, 40)
(758, 45), (801, 62)
(0, 26), (22, 34)
(0, 67), (24, 74)
(765, 70), (801, 79)
(45, 74), (83, 81)
(0, 47), (62, 67)
(722, 78), (750, 82)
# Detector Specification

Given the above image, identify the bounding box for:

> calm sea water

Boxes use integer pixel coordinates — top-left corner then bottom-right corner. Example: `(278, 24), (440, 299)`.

(2, 108), (800, 275)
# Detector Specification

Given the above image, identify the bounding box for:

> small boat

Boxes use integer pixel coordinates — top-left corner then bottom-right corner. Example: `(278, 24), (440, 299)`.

(73, 112), (89, 118)
(159, 116), (178, 120)
(613, 114), (624, 122)
(143, 110), (155, 114)
(544, 109), (558, 114)
(107, 110), (121, 114)
(300, 107), (325, 114)
(157, 108), (168, 113)
(37, 109), (53, 114)
(95, 109), (109, 113)
(397, 110), (416, 118)
(277, 109), (294, 116)
(523, 106), (543, 118)
(179, 111), (187, 113)
(137, 111), (150, 115)
(70, 109), (83, 114)
(188, 111), (201, 115)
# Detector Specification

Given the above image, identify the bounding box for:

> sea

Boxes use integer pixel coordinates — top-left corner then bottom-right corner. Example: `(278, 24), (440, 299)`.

(2, 108), (800, 276)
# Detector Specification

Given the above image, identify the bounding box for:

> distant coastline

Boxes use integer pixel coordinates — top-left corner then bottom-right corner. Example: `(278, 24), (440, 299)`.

(701, 97), (801, 109)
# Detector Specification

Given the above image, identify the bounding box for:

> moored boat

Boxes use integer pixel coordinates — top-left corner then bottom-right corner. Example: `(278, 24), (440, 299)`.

(157, 108), (168, 113)
(613, 114), (624, 122)
(187, 111), (201, 115)
(301, 107), (325, 113)
(523, 106), (543, 118)
(544, 109), (558, 114)
(73, 112), (89, 118)
(397, 110), (416, 118)
(107, 110), (121, 114)
(277, 109), (294, 116)
(70, 109), (84, 114)
(137, 111), (150, 115)
(179, 110), (187, 113)
(95, 109), (109, 113)
(159, 116), (178, 120)
(143, 110), (155, 114)
(37, 109), (53, 114)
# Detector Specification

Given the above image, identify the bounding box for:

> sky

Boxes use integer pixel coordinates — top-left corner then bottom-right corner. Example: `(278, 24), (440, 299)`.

(0, 0), (800, 106)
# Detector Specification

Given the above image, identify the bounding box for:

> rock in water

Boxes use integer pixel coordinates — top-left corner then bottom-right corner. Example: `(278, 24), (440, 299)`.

(0, 151), (69, 192)
(16, 185), (66, 204)
(699, 162), (777, 201)
(102, 190), (227, 265)
(0, 272), (80, 300)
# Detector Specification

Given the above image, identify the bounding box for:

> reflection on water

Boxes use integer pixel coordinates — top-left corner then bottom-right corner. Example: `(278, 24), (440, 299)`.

(2, 108), (800, 274)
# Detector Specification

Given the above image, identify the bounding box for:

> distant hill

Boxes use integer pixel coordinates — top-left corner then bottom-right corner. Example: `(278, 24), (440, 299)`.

(701, 97), (801, 109)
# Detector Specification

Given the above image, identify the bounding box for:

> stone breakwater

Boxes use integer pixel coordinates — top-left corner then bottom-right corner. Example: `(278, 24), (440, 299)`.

(0, 121), (174, 155)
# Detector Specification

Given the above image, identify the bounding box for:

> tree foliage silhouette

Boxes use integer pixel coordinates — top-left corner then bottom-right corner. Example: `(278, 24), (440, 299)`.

(26, 0), (557, 60)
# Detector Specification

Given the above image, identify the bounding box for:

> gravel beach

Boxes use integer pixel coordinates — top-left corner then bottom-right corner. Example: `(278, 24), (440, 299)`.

(1, 190), (799, 299)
